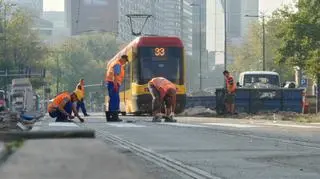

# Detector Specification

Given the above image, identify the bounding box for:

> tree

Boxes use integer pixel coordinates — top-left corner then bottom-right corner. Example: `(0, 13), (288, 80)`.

(45, 33), (122, 95)
(77, 33), (121, 62)
(0, 2), (48, 89)
(229, 17), (295, 81)
(275, 0), (320, 81)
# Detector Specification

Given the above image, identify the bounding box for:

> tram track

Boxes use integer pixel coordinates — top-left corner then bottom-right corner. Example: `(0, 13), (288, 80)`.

(80, 124), (222, 179)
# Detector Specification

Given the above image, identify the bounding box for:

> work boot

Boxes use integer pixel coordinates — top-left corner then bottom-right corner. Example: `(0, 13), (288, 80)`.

(152, 116), (162, 122)
(164, 116), (177, 123)
(79, 118), (84, 123)
(109, 112), (122, 122)
(105, 111), (112, 122)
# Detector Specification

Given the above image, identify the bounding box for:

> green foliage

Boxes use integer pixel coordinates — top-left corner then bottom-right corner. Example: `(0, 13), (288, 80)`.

(0, 1), (48, 89)
(5, 139), (24, 153)
(45, 33), (122, 95)
(229, 17), (295, 81)
(275, 0), (320, 80)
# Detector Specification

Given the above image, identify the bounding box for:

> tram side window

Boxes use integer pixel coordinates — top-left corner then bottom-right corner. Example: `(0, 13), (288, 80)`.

(132, 57), (139, 83)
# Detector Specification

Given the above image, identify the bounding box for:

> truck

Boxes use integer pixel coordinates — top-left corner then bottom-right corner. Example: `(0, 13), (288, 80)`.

(0, 90), (6, 112)
(10, 78), (34, 113)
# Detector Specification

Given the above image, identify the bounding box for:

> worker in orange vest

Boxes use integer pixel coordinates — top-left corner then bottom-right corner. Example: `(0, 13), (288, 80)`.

(148, 77), (177, 122)
(75, 79), (89, 116)
(104, 55), (128, 122)
(223, 70), (236, 114)
(48, 91), (85, 122)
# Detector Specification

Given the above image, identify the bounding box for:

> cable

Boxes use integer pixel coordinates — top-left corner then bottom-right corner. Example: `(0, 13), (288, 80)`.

(75, 0), (81, 34)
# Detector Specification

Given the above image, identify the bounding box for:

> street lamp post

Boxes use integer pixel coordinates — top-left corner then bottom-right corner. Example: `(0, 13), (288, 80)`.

(2, 3), (16, 100)
(245, 13), (266, 71)
(190, 3), (202, 90)
(224, 0), (227, 71)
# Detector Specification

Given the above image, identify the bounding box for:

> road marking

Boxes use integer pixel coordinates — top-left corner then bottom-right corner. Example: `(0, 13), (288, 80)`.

(203, 123), (260, 128)
(31, 121), (42, 131)
(31, 127), (40, 131)
(162, 122), (259, 128)
(107, 123), (146, 128)
(264, 123), (320, 129)
(49, 122), (79, 127)
(94, 130), (222, 179)
(161, 123), (208, 128)
(88, 116), (105, 119)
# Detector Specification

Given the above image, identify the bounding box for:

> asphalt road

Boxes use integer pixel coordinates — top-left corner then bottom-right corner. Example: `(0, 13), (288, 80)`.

(74, 113), (320, 179)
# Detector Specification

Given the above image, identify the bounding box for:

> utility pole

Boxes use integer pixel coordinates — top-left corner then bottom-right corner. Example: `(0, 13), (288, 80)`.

(3, 5), (7, 96)
(199, 4), (202, 90)
(2, 3), (16, 99)
(47, 50), (64, 94)
(262, 15), (266, 71)
(317, 74), (320, 114)
(224, 0), (227, 71)
(245, 13), (266, 71)
(56, 54), (60, 94)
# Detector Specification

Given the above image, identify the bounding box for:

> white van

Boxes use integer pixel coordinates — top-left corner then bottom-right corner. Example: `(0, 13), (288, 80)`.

(238, 71), (281, 88)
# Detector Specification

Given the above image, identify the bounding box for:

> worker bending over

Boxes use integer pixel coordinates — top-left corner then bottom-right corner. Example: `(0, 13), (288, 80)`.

(148, 77), (177, 122)
(48, 91), (85, 122)
(104, 55), (128, 122)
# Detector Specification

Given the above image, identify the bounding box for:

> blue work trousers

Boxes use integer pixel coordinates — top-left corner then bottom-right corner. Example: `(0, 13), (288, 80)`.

(49, 101), (73, 122)
(76, 100), (88, 115)
(107, 82), (120, 112)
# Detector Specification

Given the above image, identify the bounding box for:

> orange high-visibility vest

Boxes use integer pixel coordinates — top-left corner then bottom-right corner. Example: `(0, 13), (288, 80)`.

(226, 76), (236, 93)
(47, 92), (71, 112)
(149, 77), (176, 97)
(105, 60), (125, 85)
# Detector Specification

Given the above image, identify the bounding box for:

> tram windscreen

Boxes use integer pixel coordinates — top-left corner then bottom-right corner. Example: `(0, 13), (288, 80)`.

(139, 47), (183, 84)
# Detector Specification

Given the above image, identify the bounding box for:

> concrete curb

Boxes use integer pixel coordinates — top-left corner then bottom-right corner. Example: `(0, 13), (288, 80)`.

(0, 130), (95, 142)
(0, 143), (13, 167)
(175, 116), (320, 129)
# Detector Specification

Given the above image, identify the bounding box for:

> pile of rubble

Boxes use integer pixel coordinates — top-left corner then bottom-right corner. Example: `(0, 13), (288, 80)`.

(187, 91), (214, 96)
(0, 112), (20, 131)
(0, 111), (43, 132)
(179, 107), (216, 117)
(179, 107), (319, 122)
(241, 111), (319, 122)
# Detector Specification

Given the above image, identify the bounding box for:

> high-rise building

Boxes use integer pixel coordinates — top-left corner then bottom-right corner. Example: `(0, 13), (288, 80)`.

(118, 0), (156, 41)
(180, 0), (193, 56)
(118, 0), (185, 43)
(65, 0), (118, 35)
(206, 0), (259, 65)
(155, 0), (181, 36)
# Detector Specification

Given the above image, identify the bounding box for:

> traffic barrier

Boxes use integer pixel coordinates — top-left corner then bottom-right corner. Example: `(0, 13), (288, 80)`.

(185, 96), (216, 109)
(186, 88), (304, 114)
(216, 88), (304, 114)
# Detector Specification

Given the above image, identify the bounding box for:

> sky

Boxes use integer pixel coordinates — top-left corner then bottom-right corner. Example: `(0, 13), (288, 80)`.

(43, 0), (64, 11)
(43, 0), (296, 12)
(259, 0), (296, 14)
